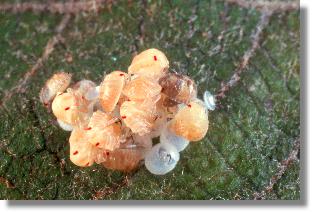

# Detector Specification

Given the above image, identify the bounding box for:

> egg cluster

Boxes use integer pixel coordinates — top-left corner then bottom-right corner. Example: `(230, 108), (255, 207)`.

(40, 48), (215, 175)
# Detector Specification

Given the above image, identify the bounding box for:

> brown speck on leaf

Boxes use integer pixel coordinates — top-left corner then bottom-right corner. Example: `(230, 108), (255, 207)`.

(0, 177), (15, 189)
(216, 12), (272, 102)
(65, 52), (73, 63)
(253, 138), (300, 199)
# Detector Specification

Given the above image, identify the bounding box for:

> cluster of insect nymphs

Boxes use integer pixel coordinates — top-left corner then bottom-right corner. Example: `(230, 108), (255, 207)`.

(40, 48), (216, 175)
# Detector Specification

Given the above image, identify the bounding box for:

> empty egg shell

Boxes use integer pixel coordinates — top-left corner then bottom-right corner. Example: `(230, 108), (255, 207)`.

(160, 121), (189, 152)
(149, 111), (167, 139)
(169, 100), (209, 141)
(159, 72), (197, 107)
(72, 80), (97, 101)
(85, 86), (100, 101)
(86, 111), (121, 151)
(132, 134), (153, 150)
(93, 148), (108, 164)
(69, 129), (96, 167)
(57, 119), (73, 131)
(144, 142), (180, 175)
(123, 76), (162, 101)
(40, 72), (72, 106)
(99, 71), (127, 112)
(128, 48), (169, 80)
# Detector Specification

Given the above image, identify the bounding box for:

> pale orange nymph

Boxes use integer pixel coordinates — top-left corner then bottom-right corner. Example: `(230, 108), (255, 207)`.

(123, 76), (162, 101)
(51, 90), (91, 128)
(102, 136), (150, 172)
(40, 72), (72, 106)
(120, 99), (158, 136)
(69, 129), (96, 167)
(86, 111), (122, 151)
(101, 148), (144, 172)
(99, 71), (127, 112)
(169, 100), (209, 141)
(128, 48), (169, 80)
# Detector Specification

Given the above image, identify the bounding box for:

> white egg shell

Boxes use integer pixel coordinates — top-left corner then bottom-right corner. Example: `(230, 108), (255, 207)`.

(57, 119), (73, 131)
(85, 86), (100, 101)
(144, 142), (180, 175)
(160, 122), (189, 152)
(203, 90), (216, 111)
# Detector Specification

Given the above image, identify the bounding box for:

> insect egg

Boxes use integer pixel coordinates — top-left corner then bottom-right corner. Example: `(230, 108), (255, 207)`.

(85, 86), (100, 101)
(99, 71), (127, 112)
(144, 142), (180, 175)
(132, 134), (153, 150)
(39, 72), (72, 106)
(160, 121), (189, 152)
(128, 48), (169, 80)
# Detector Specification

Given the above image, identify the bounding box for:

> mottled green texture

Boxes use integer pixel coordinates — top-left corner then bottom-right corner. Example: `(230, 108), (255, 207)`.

(0, 0), (300, 200)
